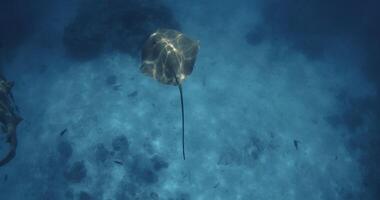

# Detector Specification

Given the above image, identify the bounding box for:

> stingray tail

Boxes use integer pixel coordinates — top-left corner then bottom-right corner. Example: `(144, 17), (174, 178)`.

(178, 83), (185, 160)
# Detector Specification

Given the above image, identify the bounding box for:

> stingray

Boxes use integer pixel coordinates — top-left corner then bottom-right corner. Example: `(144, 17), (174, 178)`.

(140, 29), (199, 160)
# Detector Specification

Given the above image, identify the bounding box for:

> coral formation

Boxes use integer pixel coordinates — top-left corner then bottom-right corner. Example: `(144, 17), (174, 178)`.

(0, 74), (22, 166)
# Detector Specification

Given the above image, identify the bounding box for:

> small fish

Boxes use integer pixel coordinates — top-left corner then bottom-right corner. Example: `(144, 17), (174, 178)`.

(113, 160), (123, 165)
(127, 91), (138, 98)
(60, 128), (68, 136)
(293, 140), (299, 150)
(4, 174), (8, 182)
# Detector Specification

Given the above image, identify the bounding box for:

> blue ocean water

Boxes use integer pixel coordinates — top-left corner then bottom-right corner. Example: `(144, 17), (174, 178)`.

(0, 0), (379, 199)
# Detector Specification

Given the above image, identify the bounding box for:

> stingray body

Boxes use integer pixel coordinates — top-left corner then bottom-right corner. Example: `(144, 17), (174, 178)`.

(140, 29), (199, 160)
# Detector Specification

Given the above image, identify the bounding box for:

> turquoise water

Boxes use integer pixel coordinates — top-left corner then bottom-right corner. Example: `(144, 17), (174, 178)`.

(0, 0), (379, 199)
